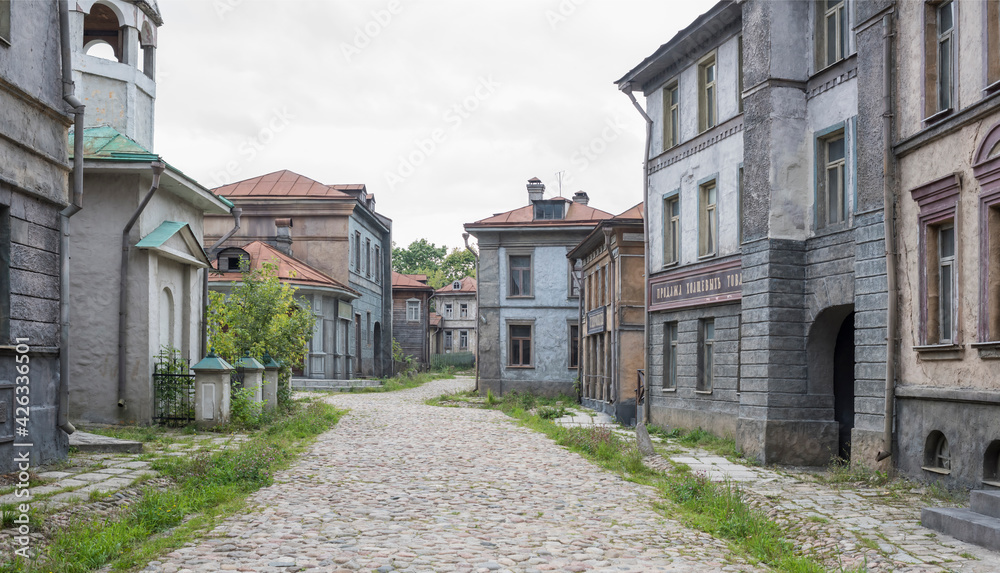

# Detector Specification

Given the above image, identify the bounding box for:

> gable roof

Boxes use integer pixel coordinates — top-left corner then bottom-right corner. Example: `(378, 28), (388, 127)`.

(135, 221), (212, 267)
(615, 202), (644, 220)
(212, 170), (354, 199)
(209, 240), (359, 297)
(435, 276), (476, 294)
(466, 197), (613, 229)
(392, 272), (434, 292)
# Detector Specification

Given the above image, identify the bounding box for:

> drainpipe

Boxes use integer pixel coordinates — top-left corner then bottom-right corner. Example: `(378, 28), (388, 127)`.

(877, 12), (898, 463)
(202, 207), (242, 356)
(117, 161), (166, 409)
(603, 228), (617, 413)
(57, 0), (83, 435)
(462, 232), (480, 392)
(572, 258), (583, 404)
(621, 82), (653, 424)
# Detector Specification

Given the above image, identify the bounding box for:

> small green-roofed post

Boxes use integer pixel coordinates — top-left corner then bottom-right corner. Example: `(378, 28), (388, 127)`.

(191, 352), (234, 428)
(261, 353), (281, 411)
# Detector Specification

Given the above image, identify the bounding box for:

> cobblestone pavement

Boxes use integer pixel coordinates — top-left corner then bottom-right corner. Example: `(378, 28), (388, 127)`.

(140, 376), (1000, 573)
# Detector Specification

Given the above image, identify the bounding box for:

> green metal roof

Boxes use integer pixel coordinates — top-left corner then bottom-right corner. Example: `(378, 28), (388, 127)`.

(69, 126), (160, 162)
(192, 353), (234, 371)
(236, 356), (265, 371)
(135, 221), (189, 248)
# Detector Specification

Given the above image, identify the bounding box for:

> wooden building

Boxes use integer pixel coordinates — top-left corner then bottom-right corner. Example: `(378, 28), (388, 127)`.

(391, 272), (433, 370)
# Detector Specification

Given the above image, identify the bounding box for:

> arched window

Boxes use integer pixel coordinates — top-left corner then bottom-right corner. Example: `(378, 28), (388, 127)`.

(159, 287), (175, 350)
(923, 431), (952, 473)
(217, 248), (251, 272)
(83, 2), (124, 62)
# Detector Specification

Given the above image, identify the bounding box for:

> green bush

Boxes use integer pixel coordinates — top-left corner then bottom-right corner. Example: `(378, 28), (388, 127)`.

(230, 386), (263, 429)
(430, 352), (475, 370)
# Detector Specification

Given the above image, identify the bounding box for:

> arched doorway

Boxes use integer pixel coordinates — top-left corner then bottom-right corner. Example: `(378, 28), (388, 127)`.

(833, 312), (856, 461)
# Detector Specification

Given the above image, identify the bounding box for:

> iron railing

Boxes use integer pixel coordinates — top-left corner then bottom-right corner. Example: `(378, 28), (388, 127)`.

(152, 356), (195, 424)
(231, 364), (245, 390)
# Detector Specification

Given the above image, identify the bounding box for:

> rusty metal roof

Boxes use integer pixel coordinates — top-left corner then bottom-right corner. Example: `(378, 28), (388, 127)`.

(209, 241), (359, 296)
(435, 276), (476, 294)
(467, 197), (613, 228)
(615, 202), (644, 220)
(392, 272), (434, 291)
(212, 170), (354, 199)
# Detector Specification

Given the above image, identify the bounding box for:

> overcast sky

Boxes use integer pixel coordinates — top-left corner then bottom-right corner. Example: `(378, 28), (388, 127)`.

(153, 0), (707, 252)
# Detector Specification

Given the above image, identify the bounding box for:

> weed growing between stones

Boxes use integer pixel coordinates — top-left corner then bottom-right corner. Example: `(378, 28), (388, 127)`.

(2, 398), (344, 573)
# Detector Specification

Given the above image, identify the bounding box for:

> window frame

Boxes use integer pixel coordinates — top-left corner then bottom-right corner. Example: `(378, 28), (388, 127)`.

(365, 237), (372, 278)
(508, 252), (533, 298)
(569, 323), (579, 369)
(353, 231), (361, 272)
(737, 35), (744, 113)
(460, 302), (469, 318)
(698, 178), (718, 259)
(444, 329), (453, 350)
(374, 245), (382, 283)
(663, 191), (680, 267)
(924, 0), (957, 121)
(697, 318), (715, 393)
(698, 52), (718, 133)
(910, 173), (962, 348)
(508, 321), (534, 368)
(663, 81), (680, 151)
(459, 330), (469, 350)
(738, 164), (745, 244)
(972, 126), (1000, 344)
(663, 322), (678, 391)
(821, 0), (847, 69)
(816, 127), (848, 230)
(405, 298), (421, 323)
(444, 302), (453, 318)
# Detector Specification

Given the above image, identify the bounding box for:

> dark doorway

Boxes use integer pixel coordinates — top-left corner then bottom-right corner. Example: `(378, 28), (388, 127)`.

(355, 315), (362, 375)
(833, 312), (856, 461)
(373, 322), (382, 377)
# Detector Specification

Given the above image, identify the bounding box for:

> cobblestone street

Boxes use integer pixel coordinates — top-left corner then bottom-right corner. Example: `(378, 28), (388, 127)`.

(139, 377), (1000, 573)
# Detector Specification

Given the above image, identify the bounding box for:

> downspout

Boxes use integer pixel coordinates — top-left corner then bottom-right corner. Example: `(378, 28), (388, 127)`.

(57, 0), (83, 435)
(603, 228), (616, 411)
(117, 161), (166, 409)
(877, 11), (898, 463)
(573, 257), (583, 403)
(621, 82), (653, 424)
(202, 207), (242, 356)
(463, 232), (480, 392)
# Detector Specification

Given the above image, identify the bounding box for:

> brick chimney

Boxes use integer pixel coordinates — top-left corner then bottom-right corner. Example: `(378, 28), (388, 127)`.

(275, 218), (293, 255)
(573, 191), (590, 205)
(527, 177), (545, 203)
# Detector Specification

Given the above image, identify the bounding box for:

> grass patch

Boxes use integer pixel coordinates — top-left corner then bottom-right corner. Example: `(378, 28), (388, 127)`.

(449, 391), (829, 573)
(649, 426), (744, 460)
(2, 398), (344, 573)
(81, 426), (180, 445)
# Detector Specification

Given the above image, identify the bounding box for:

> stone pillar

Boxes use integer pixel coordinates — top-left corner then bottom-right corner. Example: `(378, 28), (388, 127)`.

(236, 356), (265, 405)
(262, 355), (281, 411)
(191, 354), (234, 428)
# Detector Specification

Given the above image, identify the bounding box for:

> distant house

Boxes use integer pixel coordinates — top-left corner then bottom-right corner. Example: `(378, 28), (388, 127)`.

(465, 178), (612, 396)
(391, 272), (434, 369)
(205, 170), (393, 378)
(567, 204), (645, 424)
(65, 1), (234, 426)
(208, 241), (360, 379)
(431, 277), (477, 357)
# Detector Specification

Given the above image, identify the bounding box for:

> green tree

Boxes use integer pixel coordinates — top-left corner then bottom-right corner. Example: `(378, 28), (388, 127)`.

(440, 248), (476, 282)
(206, 261), (316, 371)
(392, 239), (447, 275)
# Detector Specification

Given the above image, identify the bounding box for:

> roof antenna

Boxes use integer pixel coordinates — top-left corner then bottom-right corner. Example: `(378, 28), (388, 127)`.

(555, 170), (565, 198)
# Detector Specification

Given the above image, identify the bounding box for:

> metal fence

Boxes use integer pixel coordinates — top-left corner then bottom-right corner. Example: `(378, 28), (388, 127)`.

(231, 364), (245, 390)
(152, 356), (195, 424)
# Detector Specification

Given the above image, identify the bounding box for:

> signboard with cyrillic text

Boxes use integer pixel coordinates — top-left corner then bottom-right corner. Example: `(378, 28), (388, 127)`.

(648, 260), (742, 311)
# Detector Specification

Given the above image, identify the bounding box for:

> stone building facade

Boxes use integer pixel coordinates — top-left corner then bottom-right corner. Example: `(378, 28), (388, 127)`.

(617, 0), (893, 467)
(465, 180), (611, 397)
(567, 204), (645, 425)
(892, 0), (1000, 488)
(431, 276), (477, 357)
(0, 0), (73, 468)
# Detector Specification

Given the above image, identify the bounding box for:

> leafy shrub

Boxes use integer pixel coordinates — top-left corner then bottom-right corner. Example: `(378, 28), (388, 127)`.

(230, 386), (263, 429)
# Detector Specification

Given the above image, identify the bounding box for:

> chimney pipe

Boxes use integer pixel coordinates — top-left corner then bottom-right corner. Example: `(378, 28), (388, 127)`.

(573, 191), (589, 205)
(275, 218), (293, 255)
(527, 177), (545, 203)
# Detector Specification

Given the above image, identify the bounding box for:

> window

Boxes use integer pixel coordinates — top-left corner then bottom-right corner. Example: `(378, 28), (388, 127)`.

(569, 324), (579, 368)
(928, 222), (956, 344)
(367, 311), (372, 344)
(974, 122), (1000, 344)
(509, 254), (532, 297)
(365, 238), (371, 277)
(698, 54), (717, 132)
(444, 330), (453, 351)
(533, 201), (564, 220)
(1, 206), (9, 339)
(988, 0), (1000, 88)
(663, 82), (679, 150)
(923, 431), (952, 473)
(460, 303), (468, 318)
(737, 35), (744, 113)
(664, 322), (678, 390)
(406, 299), (420, 322)
(444, 303), (453, 318)
(822, 0), (847, 68)
(910, 173), (961, 347)
(354, 231), (361, 272)
(569, 259), (582, 298)
(374, 245), (382, 283)
(459, 330), (469, 350)
(699, 180), (718, 258)
(698, 319), (715, 392)
(664, 194), (680, 266)
(0, 0), (11, 45)
(509, 324), (532, 367)
(453, 280), (461, 290)
(925, 1), (955, 118)
(817, 131), (847, 228)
